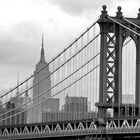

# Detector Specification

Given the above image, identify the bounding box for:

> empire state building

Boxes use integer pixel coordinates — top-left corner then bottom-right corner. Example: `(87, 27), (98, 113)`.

(33, 35), (51, 122)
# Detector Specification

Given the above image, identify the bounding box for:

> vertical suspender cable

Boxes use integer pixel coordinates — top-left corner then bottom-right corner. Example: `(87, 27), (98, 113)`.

(75, 40), (78, 120)
(87, 29), (89, 119)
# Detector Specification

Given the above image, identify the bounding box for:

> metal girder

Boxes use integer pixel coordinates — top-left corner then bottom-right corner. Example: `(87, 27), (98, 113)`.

(106, 33), (116, 104)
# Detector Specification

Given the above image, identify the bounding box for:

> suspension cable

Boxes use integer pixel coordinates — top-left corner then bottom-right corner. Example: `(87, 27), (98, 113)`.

(0, 33), (100, 112)
(0, 64), (100, 122)
(123, 38), (132, 46)
(1, 52), (100, 121)
(108, 16), (140, 36)
(0, 19), (99, 99)
(0, 49), (100, 120)
(123, 17), (140, 29)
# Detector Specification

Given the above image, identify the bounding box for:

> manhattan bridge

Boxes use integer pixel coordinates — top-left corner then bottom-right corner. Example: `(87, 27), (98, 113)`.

(0, 5), (140, 139)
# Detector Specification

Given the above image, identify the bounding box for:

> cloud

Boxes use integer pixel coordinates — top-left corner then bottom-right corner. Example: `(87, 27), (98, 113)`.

(1, 0), (139, 97)
(0, 21), (44, 91)
(47, 0), (119, 16)
(0, 21), (43, 66)
(47, 0), (140, 18)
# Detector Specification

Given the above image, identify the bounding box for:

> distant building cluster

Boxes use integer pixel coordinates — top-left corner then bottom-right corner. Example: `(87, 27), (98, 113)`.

(0, 90), (31, 125)
(42, 95), (94, 122)
(0, 37), (97, 125)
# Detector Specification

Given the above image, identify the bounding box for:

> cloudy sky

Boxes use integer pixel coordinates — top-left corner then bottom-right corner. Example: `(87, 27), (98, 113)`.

(0, 0), (140, 93)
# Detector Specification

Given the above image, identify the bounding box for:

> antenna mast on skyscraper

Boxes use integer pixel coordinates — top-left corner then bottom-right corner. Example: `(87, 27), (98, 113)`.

(42, 33), (44, 49)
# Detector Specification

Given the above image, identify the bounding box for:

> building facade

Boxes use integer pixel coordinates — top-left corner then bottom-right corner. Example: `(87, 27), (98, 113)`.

(42, 98), (60, 122)
(64, 95), (88, 113)
(63, 95), (88, 120)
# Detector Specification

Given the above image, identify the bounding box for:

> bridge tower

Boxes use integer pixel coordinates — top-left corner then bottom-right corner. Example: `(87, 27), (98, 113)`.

(96, 5), (140, 118)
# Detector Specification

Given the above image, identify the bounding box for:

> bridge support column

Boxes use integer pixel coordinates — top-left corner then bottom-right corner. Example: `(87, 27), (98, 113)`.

(96, 6), (123, 119)
(95, 5), (108, 119)
(136, 32), (140, 116)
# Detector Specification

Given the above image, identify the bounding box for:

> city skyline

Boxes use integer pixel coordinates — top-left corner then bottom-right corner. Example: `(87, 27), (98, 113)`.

(0, 0), (140, 94)
(0, 3), (139, 139)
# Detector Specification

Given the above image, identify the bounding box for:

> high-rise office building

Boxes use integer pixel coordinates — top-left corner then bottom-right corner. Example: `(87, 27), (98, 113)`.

(33, 35), (51, 122)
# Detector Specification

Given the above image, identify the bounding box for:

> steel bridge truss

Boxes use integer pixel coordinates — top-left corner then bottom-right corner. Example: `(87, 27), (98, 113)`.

(1, 118), (140, 139)
(106, 33), (116, 103)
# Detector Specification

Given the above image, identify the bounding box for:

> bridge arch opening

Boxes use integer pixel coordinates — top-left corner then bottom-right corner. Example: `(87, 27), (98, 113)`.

(122, 37), (136, 104)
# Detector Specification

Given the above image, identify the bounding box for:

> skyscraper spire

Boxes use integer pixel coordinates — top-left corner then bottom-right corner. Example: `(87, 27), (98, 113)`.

(39, 33), (46, 63)
(42, 33), (44, 49)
